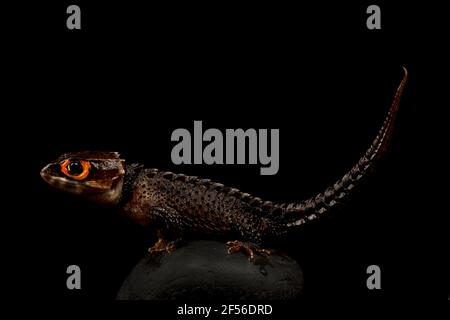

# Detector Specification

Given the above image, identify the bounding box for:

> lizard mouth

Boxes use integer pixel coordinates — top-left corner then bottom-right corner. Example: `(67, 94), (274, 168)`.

(41, 166), (84, 192)
(40, 163), (115, 194)
(40, 164), (90, 193)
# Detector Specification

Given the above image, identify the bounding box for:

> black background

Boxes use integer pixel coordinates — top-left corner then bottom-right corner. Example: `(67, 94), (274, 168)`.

(5, 1), (448, 303)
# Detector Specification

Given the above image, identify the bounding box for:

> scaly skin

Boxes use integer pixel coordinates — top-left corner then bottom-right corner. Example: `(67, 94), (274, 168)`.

(41, 68), (407, 259)
(119, 165), (285, 245)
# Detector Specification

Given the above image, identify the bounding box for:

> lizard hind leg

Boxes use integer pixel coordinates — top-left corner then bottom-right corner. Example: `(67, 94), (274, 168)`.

(226, 240), (272, 261)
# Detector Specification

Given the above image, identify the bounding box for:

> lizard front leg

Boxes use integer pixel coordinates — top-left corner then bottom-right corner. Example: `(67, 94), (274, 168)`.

(148, 230), (180, 254)
(146, 207), (184, 255)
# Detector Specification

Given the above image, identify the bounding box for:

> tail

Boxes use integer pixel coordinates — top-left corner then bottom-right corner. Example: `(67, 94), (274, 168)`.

(278, 67), (408, 228)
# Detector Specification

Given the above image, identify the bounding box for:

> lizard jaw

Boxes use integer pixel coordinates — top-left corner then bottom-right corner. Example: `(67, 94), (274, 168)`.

(41, 169), (89, 195)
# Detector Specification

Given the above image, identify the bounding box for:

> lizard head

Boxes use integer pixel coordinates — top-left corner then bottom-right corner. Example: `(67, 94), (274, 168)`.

(40, 151), (126, 206)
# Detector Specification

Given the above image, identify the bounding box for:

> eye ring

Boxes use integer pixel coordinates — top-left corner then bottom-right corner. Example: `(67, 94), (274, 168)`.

(60, 159), (91, 180)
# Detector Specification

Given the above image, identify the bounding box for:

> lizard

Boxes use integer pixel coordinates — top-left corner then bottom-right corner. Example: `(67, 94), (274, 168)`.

(40, 68), (407, 261)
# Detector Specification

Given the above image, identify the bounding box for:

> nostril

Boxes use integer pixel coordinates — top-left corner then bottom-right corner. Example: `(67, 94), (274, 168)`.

(40, 163), (54, 180)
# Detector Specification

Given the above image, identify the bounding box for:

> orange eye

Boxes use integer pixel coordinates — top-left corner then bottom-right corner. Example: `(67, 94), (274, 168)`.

(60, 159), (91, 180)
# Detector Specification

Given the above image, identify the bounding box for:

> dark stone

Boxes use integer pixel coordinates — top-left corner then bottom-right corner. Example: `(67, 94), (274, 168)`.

(117, 240), (303, 300)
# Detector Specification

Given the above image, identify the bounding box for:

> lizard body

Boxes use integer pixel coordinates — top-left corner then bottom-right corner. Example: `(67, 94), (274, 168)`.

(41, 68), (407, 258)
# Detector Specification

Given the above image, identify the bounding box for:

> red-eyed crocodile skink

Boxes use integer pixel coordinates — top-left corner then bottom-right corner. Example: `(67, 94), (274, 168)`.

(40, 68), (407, 260)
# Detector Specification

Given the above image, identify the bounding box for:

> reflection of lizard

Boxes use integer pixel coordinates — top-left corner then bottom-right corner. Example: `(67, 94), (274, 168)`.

(40, 68), (407, 260)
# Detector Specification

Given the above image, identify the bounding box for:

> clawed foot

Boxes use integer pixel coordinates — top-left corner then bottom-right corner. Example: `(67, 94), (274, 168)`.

(148, 238), (177, 255)
(226, 240), (271, 261)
